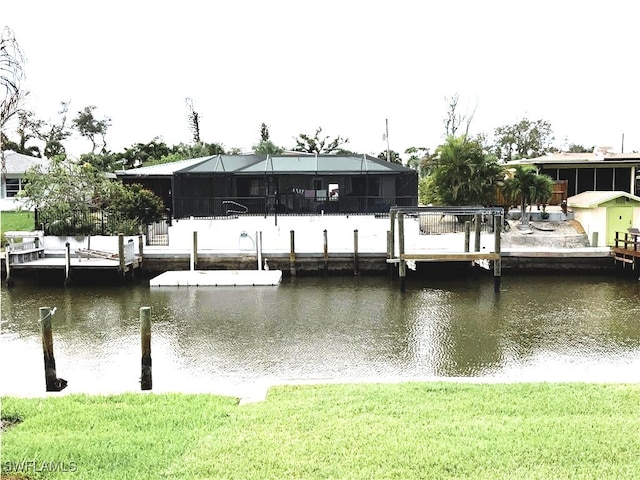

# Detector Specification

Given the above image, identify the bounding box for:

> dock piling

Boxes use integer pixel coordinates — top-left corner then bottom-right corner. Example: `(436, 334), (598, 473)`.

(118, 233), (125, 278)
(353, 229), (360, 276)
(64, 242), (71, 286)
(191, 231), (198, 271)
(323, 229), (328, 275)
(39, 307), (67, 392)
(5, 248), (13, 287)
(289, 230), (297, 276)
(493, 214), (502, 293)
(398, 212), (406, 292)
(464, 221), (471, 252)
(140, 306), (152, 390)
(474, 214), (482, 252)
(386, 230), (393, 279)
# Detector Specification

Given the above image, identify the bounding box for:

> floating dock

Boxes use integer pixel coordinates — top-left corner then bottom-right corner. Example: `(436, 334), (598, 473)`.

(149, 269), (283, 287)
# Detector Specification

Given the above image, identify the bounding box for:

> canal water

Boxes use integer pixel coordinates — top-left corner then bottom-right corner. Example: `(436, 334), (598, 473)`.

(1, 273), (639, 397)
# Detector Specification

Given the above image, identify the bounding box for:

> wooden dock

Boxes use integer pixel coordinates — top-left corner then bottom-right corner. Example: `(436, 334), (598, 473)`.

(388, 206), (505, 292)
(4, 233), (142, 286)
(612, 230), (640, 271)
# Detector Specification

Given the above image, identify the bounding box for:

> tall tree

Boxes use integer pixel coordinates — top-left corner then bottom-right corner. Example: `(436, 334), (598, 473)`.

(427, 135), (502, 207)
(1, 109), (41, 156)
(1, 26), (28, 186)
(185, 97), (200, 144)
(493, 118), (554, 162)
(36, 101), (72, 158)
(443, 93), (477, 138)
(293, 127), (349, 154)
(72, 105), (111, 154)
(260, 122), (270, 141)
(253, 122), (284, 155)
(405, 146), (433, 178)
(377, 150), (402, 164)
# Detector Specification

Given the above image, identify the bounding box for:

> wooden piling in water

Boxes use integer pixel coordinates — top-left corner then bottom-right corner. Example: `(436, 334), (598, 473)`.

(64, 242), (71, 286)
(256, 231), (263, 270)
(118, 233), (125, 278)
(39, 307), (67, 392)
(289, 230), (297, 276)
(138, 234), (144, 274)
(5, 248), (13, 287)
(386, 230), (393, 279)
(323, 229), (328, 274)
(140, 306), (152, 390)
(398, 212), (406, 292)
(353, 229), (360, 276)
(464, 221), (471, 252)
(493, 214), (502, 293)
(475, 214), (482, 252)
(191, 231), (198, 271)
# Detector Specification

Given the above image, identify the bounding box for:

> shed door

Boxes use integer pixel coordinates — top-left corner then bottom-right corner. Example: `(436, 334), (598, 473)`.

(607, 207), (632, 245)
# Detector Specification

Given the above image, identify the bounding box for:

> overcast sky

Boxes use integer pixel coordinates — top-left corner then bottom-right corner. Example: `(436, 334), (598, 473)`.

(4, 0), (639, 159)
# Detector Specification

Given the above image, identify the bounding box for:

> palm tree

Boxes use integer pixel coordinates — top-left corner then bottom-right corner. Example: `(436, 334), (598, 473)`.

(432, 135), (502, 207)
(531, 174), (554, 218)
(503, 165), (539, 228)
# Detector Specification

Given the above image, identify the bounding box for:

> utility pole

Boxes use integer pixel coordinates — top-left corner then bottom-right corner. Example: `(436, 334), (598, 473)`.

(385, 118), (390, 162)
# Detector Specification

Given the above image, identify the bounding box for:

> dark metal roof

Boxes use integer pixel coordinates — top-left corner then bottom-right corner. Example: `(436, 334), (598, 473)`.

(116, 153), (417, 177)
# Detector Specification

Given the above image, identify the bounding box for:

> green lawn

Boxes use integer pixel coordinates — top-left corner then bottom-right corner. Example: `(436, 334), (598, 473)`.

(0, 210), (34, 247)
(2, 382), (640, 479)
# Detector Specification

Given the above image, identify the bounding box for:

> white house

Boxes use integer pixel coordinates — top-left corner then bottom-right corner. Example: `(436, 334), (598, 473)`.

(0, 150), (48, 210)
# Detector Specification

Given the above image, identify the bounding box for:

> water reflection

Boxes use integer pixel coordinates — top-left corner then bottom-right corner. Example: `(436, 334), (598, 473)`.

(1, 274), (639, 397)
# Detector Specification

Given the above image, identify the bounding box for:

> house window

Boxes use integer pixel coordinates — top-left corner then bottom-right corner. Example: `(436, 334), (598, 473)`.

(5, 178), (21, 197)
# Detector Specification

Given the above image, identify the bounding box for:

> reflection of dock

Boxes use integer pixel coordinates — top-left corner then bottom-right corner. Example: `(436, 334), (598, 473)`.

(4, 232), (142, 286)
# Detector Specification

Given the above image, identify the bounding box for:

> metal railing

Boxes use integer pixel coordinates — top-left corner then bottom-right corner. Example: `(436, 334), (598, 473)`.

(174, 195), (417, 219)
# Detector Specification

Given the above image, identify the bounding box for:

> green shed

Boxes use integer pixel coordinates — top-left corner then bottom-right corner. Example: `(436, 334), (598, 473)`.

(567, 191), (640, 246)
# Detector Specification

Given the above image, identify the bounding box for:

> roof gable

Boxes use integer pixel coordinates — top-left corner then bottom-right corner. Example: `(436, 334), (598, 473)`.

(115, 156), (214, 176)
(2, 150), (48, 174)
(237, 154), (413, 174)
(567, 190), (640, 208)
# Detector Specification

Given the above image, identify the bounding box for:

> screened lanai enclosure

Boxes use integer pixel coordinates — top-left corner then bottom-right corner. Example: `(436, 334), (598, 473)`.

(118, 154), (418, 218)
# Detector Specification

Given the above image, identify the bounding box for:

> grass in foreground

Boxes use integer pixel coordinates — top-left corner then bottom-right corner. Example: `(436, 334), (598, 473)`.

(2, 383), (639, 479)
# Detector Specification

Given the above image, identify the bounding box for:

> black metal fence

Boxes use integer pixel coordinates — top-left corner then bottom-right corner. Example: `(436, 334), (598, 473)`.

(174, 195), (417, 219)
(34, 208), (140, 236)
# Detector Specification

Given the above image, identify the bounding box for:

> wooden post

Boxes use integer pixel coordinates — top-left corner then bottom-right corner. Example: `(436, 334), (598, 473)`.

(118, 233), (125, 278)
(493, 214), (502, 293)
(386, 230), (393, 279)
(40, 307), (67, 392)
(464, 221), (471, 252)
(191, 231), (197, 271)
(323, 229), (329, 275)
(389, 210), (396, 261)
(398, 212), (406, 292)
(138, 234), (144, 273)
(474, 214), (482, 252)
(353, 229), (360, 276)
(289, 230), (297, 276)
(140, 307), (152, 390)
(5, 248), (13, 288)
(64, 242), (71, 286)
(256, 231), (262, 271)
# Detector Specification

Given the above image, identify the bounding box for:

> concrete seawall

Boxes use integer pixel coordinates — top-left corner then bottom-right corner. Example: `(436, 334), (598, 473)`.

(2, 215), (618, 280)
